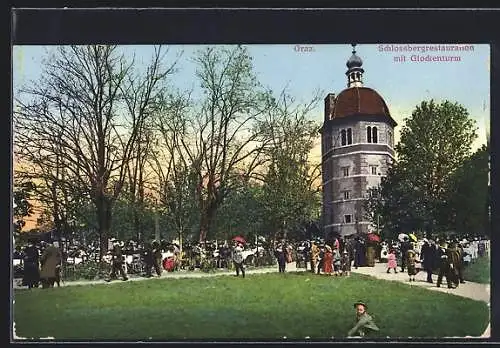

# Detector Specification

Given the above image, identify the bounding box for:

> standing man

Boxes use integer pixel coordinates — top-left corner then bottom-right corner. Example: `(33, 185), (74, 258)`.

(275, 241), (287, 273)
(233, 242), (245, 278)
(456, 240), (466, 284)
(152, 240), (163, 277)
(447, 240), (462, 287)
(22, 239), (40, 289)
(420, 238), (435, 283)
(310, 241), (320, 274)
(353, 237), (366, 269)
(301, 241), (311, 271)
(317, 244), (325, 274)
(108, 241), (128, 281)
(400, 236), (411, 273)
(436, 240), (454, 289)
(142, 241), (155, 277)
(345, 237), (355, 270)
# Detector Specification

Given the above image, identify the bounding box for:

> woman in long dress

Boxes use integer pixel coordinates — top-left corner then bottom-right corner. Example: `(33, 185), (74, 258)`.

(323, 245), (334, 275)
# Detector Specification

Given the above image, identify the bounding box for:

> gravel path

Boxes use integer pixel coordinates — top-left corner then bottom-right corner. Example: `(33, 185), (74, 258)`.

(12, 266), (280, 289)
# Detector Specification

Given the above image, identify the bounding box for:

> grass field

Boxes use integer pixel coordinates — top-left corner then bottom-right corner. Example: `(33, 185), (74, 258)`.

(13, 272), (489, 340)
(464, 256), (490, 284)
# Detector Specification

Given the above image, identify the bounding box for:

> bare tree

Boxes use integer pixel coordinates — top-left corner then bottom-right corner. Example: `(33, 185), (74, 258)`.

(14, 45), (176, 264)
(257, 89), (323, 240)
(149, 90), (196, 249)
(189, 45), (277, 243)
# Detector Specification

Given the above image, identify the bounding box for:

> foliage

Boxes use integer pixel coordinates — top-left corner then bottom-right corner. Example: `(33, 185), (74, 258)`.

(13, 181), (35, 233)
(14, 45), (176, 260)
(61, 261), (111, 281)
(199, 257), (217, 273)
(445, 145), (489, 236)
(365, 100), (479, 237)
(108, 198), (156, 241)
(211, 182), (265, 242)
(159, 164), (200, 245)
(13, 45), (324, 247)
(14, 273), (489, 339)
(257, 90), (322, 240)
(190, 45), (276, 242)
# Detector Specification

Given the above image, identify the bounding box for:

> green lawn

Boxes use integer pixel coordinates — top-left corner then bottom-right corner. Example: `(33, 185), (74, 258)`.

(464, 256), (490, 284)
(13, 272), (489, 340)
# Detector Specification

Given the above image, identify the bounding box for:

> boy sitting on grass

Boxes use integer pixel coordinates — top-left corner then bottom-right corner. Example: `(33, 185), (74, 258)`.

(347, 301), (380, 337)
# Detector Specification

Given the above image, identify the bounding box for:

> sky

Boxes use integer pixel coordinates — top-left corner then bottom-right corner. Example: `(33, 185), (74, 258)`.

(12, 43), (490, 157)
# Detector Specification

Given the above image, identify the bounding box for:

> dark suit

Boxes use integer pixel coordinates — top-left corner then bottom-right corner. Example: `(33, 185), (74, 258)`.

(436, 246), (453, 288)
(421, 242), (435, 283)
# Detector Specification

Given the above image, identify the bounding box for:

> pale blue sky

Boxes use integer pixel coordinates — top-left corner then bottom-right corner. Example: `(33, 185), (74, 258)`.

(12, 43), (490, 151)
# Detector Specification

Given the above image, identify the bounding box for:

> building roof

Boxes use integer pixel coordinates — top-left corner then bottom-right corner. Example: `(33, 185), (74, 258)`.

(332, 86), (392, 119)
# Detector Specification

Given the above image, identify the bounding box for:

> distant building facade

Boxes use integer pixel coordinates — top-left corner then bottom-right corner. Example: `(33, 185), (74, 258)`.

(320, 45), (398, 238)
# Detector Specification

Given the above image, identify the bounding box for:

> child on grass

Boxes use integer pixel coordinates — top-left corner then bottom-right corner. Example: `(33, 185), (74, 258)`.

(347, 301), (380, 337)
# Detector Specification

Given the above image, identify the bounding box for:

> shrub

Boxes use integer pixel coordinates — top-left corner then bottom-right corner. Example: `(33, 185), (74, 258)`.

(62, 261), (111, 281)
(200, 257), (216, 273)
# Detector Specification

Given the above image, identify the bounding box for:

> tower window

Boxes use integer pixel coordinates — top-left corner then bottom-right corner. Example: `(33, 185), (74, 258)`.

(342, 167), (349, 177)
(344, 214), (352, 224)
(367, 126), (372, 143)
(388, 131), (393, 147)
(372, 127), (378, 143)
(341, 129), (347, 146)
(343, 190), (350, 199)
(370, 165), (378, 175)
(347, 128), (353, 145)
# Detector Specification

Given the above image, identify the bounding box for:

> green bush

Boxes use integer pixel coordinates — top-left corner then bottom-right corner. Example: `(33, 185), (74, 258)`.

(62, 261), (111, 281)
(200, 257), (216, 273)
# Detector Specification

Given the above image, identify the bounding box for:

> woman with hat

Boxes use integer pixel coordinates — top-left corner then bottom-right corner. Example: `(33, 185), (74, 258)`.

(39, 242), (62, 288)
(347, 301), (379, 337)
(322, 245), (333, 275)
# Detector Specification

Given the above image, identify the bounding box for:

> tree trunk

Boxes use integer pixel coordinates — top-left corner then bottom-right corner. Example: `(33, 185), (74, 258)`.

(97, 194), (113, 267)
(134, 210), (141, 242)
(199, 204), (215, 244)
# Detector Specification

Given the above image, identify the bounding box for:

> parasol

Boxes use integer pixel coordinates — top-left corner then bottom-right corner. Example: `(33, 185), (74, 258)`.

(232, 236), (247, 244)
(367, 233), (381, 243)
(398, 233), (409, 242)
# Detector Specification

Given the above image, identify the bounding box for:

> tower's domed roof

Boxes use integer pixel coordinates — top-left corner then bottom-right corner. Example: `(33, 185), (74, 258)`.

(346, 52), (363, 69)
(332, 87), (391, 119)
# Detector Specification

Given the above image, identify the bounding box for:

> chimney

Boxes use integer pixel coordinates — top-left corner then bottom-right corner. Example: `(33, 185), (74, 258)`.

(324, 93), (336, 121)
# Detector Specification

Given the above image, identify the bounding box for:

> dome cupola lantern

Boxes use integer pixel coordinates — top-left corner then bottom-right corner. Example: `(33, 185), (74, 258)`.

(346, 44), (364, 88)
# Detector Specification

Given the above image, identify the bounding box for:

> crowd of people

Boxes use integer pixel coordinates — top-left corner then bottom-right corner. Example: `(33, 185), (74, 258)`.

(14, 232), (489, 290)
(383, 235), (489, 288)
(267, 239), (353, 276)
